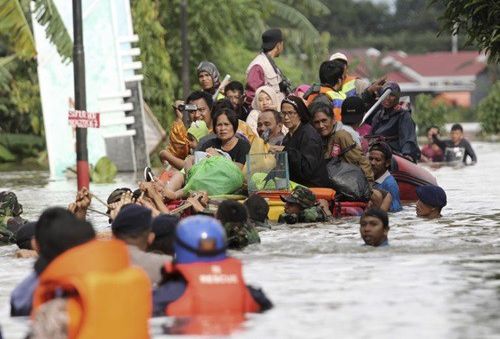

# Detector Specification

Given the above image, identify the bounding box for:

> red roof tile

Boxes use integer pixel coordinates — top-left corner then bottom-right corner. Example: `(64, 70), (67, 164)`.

(389, 51), (486, 77)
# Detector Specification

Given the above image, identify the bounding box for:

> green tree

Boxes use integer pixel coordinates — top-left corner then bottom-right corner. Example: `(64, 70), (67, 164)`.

(131, 0), (177, 127)
(413, 94), (447, 136)
(434, 0), (500, 63)
(477, 81), (500, 134)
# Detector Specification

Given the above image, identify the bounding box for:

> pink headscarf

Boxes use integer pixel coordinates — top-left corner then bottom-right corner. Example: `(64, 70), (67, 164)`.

(293, 84), (311, 98)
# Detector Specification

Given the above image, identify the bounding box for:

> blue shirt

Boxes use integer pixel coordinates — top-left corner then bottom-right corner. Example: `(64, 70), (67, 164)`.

(374, 170), (402, 212)
(10, 271), (38, 317)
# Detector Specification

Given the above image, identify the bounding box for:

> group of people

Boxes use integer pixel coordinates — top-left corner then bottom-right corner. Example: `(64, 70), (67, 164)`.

(0, 27), (469, 338)
(159, 28), (466, 216)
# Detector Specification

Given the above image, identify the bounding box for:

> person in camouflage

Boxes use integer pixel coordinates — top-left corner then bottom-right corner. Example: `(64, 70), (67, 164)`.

(216, 200), (260, 249)
(279, 186), (334, 224)
(0, 191), (28, 245)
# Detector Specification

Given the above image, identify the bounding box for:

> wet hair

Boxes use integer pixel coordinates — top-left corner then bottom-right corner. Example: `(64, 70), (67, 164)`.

(244, 194), (269, 223)
(186, 90), (214, 111)
(369, 141), (393, 162)
(35, 207), (95, 272)
(216, 200), (248, 224)
(451, 123), (463, 132)
(212, 98), (234, 119)
(212, 107), (239, 134)
(261, 109), (282, 124)
(309, 101), (334, 119)
(361, 208), (389, 229)
(15, 221), (36, 250)
(281, 95), (311, 123)
(148, 214), (179, 255)
(319, 60), (345, 87)
(225, 81), (244, 95)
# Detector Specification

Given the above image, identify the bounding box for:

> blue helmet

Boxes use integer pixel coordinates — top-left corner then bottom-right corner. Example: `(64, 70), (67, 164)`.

(174, 215), (227, 264)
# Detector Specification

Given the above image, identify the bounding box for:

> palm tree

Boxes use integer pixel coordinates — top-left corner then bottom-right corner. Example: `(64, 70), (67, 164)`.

(0, 0), (72, 80)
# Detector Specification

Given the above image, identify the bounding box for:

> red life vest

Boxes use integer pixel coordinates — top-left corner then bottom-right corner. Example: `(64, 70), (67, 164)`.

(164, 257), (261, 317)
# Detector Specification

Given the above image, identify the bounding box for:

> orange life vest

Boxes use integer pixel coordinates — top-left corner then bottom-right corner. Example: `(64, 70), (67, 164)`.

(305, 85), (344, 122)
(164, 257), (261, 317)
(32, 239), (151, 339)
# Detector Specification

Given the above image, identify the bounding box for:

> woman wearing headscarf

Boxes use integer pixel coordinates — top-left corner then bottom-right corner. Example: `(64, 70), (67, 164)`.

(197, 61), (224, 100)
(270, 95), (329, 187)
(246, 85), (281, 135)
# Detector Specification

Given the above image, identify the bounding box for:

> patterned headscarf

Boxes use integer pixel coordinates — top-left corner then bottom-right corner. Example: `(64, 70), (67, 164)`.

(196, 61), (221, 89)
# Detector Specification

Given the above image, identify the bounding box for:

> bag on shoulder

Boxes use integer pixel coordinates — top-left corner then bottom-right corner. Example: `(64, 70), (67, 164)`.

(325, 144), (371, 201)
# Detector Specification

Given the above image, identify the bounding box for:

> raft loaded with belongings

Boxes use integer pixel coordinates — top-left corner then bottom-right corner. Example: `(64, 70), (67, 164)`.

(392, 154), (437, 202)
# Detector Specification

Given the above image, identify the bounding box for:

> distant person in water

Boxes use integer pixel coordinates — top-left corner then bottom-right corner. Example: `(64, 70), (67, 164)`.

(420, 126), (444, 163)
(432, 123), (477, 164)
(369, 142), (402, 212)
(360, 208), (389, 247)
(415, 185), (447, 219)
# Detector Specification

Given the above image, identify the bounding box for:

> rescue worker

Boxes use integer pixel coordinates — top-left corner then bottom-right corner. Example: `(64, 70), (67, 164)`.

(304, 60), (346, 122)
(416, 185), (447, 219)
(30, 230), (151, 338)
(329, 52), (370, 98)
(360, 208), (390, 247)
(369, 142), (402, 212)
(278, 186), (333, 224)
(0, 191), (27, 245)
(365, 82), (421, 162)
(148, 214), (180, 255)
(152, 215), (272, 317)
(111, 204), (171, 285)
(245, 28), (291, 106)
(244, 194), (271, 230)
(10, 207), (95, 317)
(216, 200), (260, 249)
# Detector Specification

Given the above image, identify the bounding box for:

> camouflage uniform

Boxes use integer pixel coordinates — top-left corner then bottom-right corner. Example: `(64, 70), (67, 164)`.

(0, 191), (27, 244)
(223, 221), (261, 249)
(278, 186), (333, 224)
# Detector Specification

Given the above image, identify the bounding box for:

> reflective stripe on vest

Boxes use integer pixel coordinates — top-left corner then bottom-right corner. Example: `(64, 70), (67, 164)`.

(165, 258), (261, 317)
(341, 77), (357, 97)
(33, 239), (151, 339)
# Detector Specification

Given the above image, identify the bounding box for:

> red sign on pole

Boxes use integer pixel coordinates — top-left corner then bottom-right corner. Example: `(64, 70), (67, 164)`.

(68, 110), (100, 128)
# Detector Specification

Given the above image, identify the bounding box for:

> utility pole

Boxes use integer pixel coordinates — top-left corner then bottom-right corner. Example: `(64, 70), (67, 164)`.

(72, 0), (89, 190)
(180, 0), (190, 98)
(452, 23), (458, 54)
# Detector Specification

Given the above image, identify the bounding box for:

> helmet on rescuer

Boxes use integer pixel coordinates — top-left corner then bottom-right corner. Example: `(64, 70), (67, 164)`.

(174, 215), (227, 264)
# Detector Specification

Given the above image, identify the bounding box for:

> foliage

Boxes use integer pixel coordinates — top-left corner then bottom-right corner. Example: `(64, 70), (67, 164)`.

(0, 133), (45, 160)
(90, 157), (118, 183)
(131, 0), (177, 128)
(31, 0), (73, 62)
(0, 0), (36, 59)
(317, 0), (462, 53)
(413, 94), (448, 136)
(0, 59), (43, 135)
(477, 81), (500, 134)
(435, 0), (500, 63)
(0, 144), (16, 162)
(0, 0), (72, 62)
(155, 0), (329, 99)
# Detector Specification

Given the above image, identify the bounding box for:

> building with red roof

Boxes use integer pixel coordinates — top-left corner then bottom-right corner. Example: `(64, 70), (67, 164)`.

(336, 48), (492, 107)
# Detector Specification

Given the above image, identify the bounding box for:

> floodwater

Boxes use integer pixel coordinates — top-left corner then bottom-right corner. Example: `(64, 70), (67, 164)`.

(1, 142), (499, 339)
